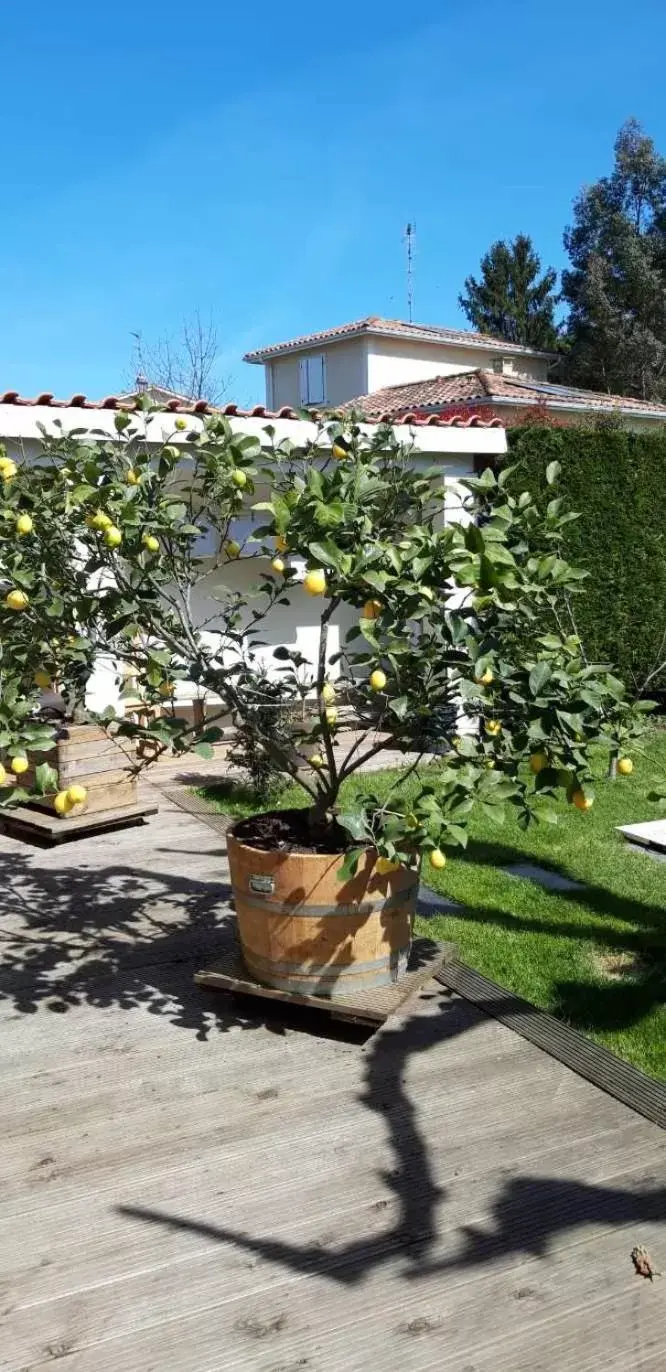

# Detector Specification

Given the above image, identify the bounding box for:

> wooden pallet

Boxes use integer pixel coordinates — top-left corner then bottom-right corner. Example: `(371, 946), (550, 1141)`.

(0, 800), (158, 846)
(195, 934), (455, 1028)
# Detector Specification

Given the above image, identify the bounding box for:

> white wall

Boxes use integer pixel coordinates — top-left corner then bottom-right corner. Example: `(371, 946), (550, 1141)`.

(268, 338), (368, 409)
(367, 336), (550, 393)
(185, 454), (477, 701)
(267, 336), (550, 410)
(190, 556), (357, 688)
(269, 354), (301, 409)
(324, 338), (369, 407)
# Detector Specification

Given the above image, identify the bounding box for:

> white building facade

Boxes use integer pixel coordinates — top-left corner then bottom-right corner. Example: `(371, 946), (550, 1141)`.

(244, 316), (553, 413)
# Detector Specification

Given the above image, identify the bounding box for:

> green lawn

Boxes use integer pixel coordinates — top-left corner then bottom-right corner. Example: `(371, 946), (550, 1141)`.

(198, 731), (666, 1080)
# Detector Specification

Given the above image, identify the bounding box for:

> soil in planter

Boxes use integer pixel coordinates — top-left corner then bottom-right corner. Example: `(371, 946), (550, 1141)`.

(233, 808), (361, 856)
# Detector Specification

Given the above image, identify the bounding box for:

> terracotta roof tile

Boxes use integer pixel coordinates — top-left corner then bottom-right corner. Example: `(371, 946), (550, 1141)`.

(342, 370), (666, 421)
(244, 316), (554, 362)
(0, 391), (501, 428)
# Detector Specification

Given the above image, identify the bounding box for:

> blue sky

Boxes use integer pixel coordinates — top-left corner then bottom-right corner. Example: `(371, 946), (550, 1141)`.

(1, 0), (663, 404)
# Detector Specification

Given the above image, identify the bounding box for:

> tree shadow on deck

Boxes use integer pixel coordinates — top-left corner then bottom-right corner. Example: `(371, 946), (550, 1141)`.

(3, 836), (664, 1292)
(118, 983), (666, 1286)
(0, 846), (367, 1042)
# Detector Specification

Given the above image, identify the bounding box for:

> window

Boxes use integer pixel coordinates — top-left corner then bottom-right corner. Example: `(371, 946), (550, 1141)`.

(299, 353), (327, 405)
(492, 356), (514, 376)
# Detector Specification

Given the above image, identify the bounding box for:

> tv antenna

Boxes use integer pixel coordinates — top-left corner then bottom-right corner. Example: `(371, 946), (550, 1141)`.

(403, 222), (415, 322)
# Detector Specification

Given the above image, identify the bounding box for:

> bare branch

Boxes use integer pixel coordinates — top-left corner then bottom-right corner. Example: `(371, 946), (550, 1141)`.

(128, 311), (229, 403)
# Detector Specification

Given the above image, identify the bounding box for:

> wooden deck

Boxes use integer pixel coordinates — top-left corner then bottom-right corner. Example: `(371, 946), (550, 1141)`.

(1, 788), (665, 1371)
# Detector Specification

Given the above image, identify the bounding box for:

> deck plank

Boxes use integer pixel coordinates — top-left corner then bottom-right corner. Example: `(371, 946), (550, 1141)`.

(1, 788), (664, 1371)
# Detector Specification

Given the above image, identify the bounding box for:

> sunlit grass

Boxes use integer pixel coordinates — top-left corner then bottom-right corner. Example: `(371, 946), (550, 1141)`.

(199, 731), (666, 1079)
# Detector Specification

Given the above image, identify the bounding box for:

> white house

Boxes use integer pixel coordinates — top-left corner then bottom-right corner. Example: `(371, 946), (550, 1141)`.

(245, 315), (666, 430)
(244, 315), (553, 411)
(0, 390), (507, 718)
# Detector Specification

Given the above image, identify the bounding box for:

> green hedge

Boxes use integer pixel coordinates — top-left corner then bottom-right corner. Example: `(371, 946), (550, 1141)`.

(506, 426), (666, 693)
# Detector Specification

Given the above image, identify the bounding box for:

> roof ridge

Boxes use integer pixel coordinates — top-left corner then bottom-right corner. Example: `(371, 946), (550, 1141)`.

(342, 367), (666, 419)
(0, 390), (502, 428)
(244, 318), (555, 363)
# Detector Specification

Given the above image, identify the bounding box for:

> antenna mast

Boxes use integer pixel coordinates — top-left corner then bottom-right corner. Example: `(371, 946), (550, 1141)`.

(403, 222), (415, 322)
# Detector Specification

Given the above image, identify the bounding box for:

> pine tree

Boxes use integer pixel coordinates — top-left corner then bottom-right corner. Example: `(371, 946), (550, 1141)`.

(561, 119), (666, 399)
(458, 234), (559, 351)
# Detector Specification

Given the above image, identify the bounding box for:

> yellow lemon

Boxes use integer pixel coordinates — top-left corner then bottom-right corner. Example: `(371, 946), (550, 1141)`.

(10, 756), (28, 775)
(142, 533), (160, 553)
(0, 764), (6, 785)
(34, 670), (51, 689)
(369, 669), (387, 692)
(159, 681), (175, 698)
(5, 589), (28, 611)
(126, 469), (140, 486)
(429, 848), (447, 870)
(271, 557), (285, 574)
(362, 599), (382, 620)
(529, 752), (548, 774)
(174, 417), (188, 431)
(224, 539), (240, 558)
(476, 669), (493, 686)
(485, 719), (502, 736)
(104, 525), (122, 548)
(304, 568), (327, 596)
(54, 790), (73, 816)
(67, 784), (88, 805)
(275, 534), (288, 553)
(321, 682), (336, 704)
(485, 759), (496, 769)
(325, 706), (338, 725)
(231, 469), (247, 488)
(617, 757), (634, 776)
(572, 790), (593, 811)
(376, 856), (400, 875)
(15, 513), (33, 535)
(91, 510), (112, 530)
(0, 458), (17, 480)
(332, 442), (349, 460)
(309, 753), (325, 769)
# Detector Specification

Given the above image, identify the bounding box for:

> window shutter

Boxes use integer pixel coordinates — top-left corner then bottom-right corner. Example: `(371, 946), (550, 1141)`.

(299, 354), (326, 405)
(299, 358), (309, 404)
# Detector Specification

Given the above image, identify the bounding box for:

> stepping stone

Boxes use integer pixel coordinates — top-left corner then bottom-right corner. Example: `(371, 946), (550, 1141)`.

(625, 841), (666, 865)
(617, 819), (666, 853)
(417, 884), (465, 916)
(503, 861), (585, 893)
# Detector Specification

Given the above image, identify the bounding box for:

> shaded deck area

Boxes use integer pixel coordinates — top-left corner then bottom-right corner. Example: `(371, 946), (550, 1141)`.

(1, 790), (665, 1370)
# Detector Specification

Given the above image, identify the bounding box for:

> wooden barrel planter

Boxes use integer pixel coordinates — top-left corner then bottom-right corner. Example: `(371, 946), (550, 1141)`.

(227, 812), (418, 998)
(25, 723), (137, 818)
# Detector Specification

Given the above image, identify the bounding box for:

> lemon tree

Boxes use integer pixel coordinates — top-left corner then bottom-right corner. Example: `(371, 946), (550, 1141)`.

(0, 406), (288, 802)
(199, 420), (644, 874)
(0, 410), (645, 868)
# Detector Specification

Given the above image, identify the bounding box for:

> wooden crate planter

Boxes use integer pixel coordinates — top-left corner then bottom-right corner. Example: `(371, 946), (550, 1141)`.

(25, 724), (137, 818)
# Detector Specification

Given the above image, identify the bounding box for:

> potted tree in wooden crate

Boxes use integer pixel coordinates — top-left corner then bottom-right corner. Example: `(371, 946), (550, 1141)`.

(0, 412), (645, 991)
(0, 408), (254, 822)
